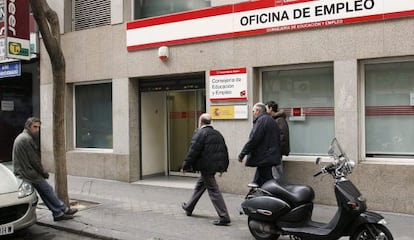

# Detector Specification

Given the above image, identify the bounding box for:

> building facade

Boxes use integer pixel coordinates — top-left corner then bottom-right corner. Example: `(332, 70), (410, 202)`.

(0, 1), (40, 163)
(39, 0), (414, 214)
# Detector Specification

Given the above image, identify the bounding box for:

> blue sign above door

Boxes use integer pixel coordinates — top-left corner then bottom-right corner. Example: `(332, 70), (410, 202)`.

(0, 61), (21, 78)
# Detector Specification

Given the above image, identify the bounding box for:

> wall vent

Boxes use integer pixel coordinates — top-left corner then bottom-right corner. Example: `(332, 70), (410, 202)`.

(74, 0), (111, 31)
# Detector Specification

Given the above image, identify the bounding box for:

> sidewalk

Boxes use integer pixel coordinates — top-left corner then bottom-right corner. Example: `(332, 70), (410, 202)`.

(36, 174), (414, 240)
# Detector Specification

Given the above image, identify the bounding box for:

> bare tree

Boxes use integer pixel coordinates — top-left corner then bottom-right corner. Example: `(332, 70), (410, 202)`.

(29, 0), (68, 204)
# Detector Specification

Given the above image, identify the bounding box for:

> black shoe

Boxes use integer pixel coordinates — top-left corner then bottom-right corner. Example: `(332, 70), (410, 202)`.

(212, 219), (231, 226)
(53, 214), (74, 221)
(181, 202), (192, 216)
(65, 208), (78, 215)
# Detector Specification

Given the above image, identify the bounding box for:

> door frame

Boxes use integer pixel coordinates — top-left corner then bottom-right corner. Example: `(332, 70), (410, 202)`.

(138, 73), (205, 179)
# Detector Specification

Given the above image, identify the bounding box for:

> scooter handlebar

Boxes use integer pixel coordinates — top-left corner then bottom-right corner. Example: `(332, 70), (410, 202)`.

(314, 162), (336, 177)
(313, 171), (323, 177)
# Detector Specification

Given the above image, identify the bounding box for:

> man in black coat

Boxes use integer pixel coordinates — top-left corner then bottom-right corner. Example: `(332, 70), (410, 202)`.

(239, 102), (281, 186)
(181, 113), (231, 226)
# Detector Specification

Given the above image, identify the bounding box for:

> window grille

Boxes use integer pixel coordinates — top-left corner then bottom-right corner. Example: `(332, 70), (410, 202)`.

(74, 0), (111, 31)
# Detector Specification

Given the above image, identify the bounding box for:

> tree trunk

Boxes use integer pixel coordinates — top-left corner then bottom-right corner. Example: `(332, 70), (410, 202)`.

(30, 0), (68, 204)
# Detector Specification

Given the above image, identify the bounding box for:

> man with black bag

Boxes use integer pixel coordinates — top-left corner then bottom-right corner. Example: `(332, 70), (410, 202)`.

(181, 113), (231, 226)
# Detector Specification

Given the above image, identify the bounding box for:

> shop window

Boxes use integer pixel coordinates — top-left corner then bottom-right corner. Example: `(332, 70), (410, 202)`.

(134, 0), (211, 19)
(365, 60), (414, 158)
(75, 83), (113, 149)
(261, 65), (334, 155)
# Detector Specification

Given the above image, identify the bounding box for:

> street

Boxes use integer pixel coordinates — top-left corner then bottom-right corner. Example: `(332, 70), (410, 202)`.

(1, 224), (99, 240)
(30, 174), (414, 240)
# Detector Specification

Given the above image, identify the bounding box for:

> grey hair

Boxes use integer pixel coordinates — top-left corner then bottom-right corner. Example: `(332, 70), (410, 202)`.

(253, 102), (266, 113)
(24, 117), (41, 130)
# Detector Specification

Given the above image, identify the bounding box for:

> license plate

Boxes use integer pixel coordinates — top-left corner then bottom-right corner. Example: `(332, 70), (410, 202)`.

(0, 224), (14, 236)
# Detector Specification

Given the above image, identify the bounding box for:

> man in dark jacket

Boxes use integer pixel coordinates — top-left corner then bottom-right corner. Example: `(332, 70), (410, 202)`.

(239, 103), (281, 186)
(13, 117), (77, 221)
(181, 113), (231, 226)
(266, 100), (290, 180)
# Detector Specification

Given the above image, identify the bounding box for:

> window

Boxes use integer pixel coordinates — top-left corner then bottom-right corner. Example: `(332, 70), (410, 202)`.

(75, 83), (112, 149)
(134, 0), (211, 19)
(261, 65), (334, 155)
(364, 60), (414, 158)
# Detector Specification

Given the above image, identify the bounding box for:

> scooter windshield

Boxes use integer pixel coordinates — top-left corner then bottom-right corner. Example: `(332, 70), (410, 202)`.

(328, 138), (345, 159)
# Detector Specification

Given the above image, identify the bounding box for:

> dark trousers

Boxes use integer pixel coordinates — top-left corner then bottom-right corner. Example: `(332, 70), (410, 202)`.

(184, 172), (230, 220)
(253, 166), (274, 187)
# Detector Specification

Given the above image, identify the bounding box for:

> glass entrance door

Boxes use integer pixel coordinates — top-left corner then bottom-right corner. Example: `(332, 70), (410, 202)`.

(167, 90), (205, 175)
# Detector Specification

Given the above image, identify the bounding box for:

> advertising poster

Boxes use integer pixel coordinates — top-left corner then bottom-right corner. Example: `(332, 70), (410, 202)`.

(5, 0), (30, 60)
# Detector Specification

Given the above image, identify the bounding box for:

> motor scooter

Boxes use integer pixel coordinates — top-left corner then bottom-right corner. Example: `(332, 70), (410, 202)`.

(241, 138), (393, 240)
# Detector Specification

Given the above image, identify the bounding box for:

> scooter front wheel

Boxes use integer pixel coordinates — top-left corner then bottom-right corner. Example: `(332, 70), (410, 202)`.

(248, 217), (280, 240)
(350, 223), (393, 240)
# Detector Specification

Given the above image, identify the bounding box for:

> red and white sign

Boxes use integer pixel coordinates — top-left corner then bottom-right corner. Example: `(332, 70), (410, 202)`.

(4, 0), (30, 60)
(127, 0), (414, 51)
(292, 107), (303, 117)
(209, 67), (247, 101)
(290, 107), (306, 121)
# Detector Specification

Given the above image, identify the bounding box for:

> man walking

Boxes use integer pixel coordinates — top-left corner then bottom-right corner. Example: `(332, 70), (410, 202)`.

(239, 102), (281, 186)
(181, 113), (231, 226)
(265, 100), (290, 180)
(13, 117), (77, 221)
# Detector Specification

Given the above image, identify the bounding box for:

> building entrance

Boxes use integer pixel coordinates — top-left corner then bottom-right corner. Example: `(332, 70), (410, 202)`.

(139, 73), (205, 178)
(0, 73), (33, 162)
(167, 90), (205, 175)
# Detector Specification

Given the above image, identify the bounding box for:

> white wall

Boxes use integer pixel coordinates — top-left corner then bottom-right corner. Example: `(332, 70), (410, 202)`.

(141, 92), (166, 176)
(46, 0), (65, 34)
(111, 0), (123, 25)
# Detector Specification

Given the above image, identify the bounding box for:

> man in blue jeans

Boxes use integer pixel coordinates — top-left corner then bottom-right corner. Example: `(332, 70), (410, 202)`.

(13, 117), (77, 221)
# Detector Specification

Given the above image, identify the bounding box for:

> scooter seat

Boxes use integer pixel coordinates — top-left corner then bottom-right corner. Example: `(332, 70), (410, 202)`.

(261, 179), (315, 207)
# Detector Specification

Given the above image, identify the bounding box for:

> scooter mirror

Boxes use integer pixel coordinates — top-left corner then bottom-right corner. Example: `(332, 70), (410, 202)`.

(316, 157), (321, 165)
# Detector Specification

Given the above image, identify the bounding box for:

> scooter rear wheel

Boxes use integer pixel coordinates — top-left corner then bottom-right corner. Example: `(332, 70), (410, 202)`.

(248, 217), (280, 240)
(350, 223), (393, 240)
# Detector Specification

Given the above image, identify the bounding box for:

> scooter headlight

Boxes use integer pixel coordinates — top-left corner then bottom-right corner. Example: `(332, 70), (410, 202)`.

(347, 201), (360, 210)
(378, 219), (388, 225)
(18, 181), (34, 198)
(343, 160), (355, 174)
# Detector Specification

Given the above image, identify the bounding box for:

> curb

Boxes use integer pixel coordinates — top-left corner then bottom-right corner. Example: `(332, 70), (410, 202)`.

(35, 220), (120, 240)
